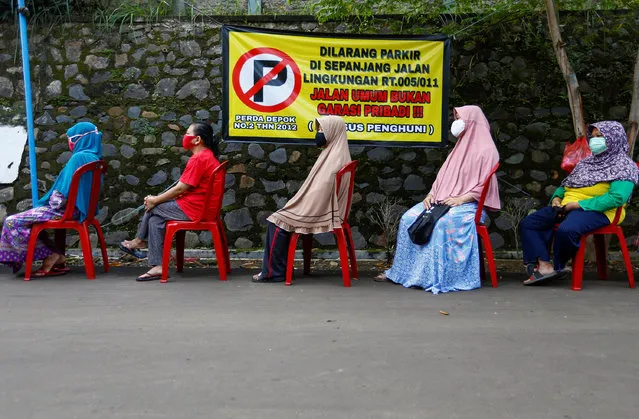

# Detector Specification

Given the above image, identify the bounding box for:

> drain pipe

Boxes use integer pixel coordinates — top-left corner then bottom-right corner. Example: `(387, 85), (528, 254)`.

(16, 0), (39, 204)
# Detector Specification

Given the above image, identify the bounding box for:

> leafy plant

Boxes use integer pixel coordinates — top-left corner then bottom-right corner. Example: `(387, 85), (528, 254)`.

(501, 196), (538, 250)
(307, 0), (639, 34)
(93, 0), (172, 29)
(0, 1), (205, 26)
(367, 197), (405, 265)
(0, 0), (113, 23)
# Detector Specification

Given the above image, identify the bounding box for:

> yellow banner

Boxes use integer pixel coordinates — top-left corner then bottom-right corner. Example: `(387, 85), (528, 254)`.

(223, 26), (450, 147)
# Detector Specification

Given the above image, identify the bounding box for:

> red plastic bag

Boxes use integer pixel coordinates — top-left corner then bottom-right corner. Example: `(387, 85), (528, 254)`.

(560, 136), (591, 173)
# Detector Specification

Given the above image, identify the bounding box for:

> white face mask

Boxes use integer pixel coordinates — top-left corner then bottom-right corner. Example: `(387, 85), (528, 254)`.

(451, 119), (466, 138)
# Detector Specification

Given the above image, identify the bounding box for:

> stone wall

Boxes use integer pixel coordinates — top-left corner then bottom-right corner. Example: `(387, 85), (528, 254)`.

(0, 12), (638, 252)
(193, 0), (307, 15)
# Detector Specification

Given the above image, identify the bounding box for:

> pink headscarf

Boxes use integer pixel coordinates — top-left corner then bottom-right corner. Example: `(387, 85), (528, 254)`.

(429, 105), (501, 210)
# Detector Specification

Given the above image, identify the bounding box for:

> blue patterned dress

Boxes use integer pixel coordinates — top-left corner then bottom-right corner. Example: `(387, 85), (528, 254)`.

(385, 202), (485, 294)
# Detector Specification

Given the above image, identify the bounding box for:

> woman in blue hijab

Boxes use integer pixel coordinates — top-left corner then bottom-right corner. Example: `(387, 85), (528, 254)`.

(0, 122), (102, 277)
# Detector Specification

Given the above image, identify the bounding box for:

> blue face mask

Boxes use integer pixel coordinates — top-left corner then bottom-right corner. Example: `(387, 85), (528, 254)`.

(589, 136), (607, 155)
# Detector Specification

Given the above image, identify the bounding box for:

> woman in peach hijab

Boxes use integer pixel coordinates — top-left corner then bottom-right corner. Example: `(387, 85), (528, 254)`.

(376, 105), (500, 294)
(252, 115), (352, 283)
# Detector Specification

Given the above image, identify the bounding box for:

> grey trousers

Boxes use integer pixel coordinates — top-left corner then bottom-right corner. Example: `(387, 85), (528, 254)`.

(136, 200), (190, 266)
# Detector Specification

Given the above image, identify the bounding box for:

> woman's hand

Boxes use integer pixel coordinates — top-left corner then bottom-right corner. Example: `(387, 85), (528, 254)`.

(442, 196), (467, 207)
(563, 201), (581, 212)
(551, 197), (562, 208)
(423, 194), (434, 210)
(144, 195), (159, 212)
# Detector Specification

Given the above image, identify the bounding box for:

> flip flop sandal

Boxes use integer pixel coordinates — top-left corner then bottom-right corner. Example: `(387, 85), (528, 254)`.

(119, 243), (148, 259)
(555, 268), (572, 280)
(52, 264), (71, 274)
(136, 272), (162, 282)
(32, 268), (67, 278)
(523, 270), (561, 286)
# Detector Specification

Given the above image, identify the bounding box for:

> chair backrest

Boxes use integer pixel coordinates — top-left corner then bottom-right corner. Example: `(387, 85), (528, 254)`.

(610, 207), (623, 225)
(474, 162), (500, 225)
(335, 160), (358, 222)
(60, 160), (107, 222)
(194, 160), (228, 223)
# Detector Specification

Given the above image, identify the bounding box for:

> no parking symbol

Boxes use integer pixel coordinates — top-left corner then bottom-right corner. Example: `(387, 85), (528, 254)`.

(232, 47), (302, 112)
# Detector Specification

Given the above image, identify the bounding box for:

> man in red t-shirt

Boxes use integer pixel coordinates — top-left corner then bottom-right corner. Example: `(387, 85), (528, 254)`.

(119, 123), (220, 281)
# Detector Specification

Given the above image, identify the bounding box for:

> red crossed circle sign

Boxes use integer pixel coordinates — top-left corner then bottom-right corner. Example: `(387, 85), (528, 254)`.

(232, 47), (302, 113)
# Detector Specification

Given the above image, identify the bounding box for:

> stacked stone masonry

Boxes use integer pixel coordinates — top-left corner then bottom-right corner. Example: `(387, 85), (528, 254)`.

(0, 12), (638, 251)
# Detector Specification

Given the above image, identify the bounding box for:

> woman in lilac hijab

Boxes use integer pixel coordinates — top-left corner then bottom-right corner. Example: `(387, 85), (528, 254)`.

(520, 121), (638, 285)
(376, 105), (501, 294)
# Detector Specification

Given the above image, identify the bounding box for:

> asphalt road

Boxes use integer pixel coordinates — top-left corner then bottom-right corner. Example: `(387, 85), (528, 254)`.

(1, 266), (638, 419)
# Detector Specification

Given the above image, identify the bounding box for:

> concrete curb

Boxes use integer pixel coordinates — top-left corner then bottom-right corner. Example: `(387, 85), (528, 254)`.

(66, 247), (639, 263)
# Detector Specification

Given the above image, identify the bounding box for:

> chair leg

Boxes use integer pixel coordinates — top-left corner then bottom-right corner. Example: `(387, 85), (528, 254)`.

(343, 224), (358, 280)
(92, 220), (109, 273)
(161, 227), (176, 283)
(477, 228), (486, 282)
(594, 234), (608, 280)
(616, 230), (635, 289)
(210, 225), (227, 281)
(24, 225), (45, 281)
(175, 230), (186, 273)
(302, 234), (312, 275)
(218, 222), (231, 273)
(333, 228), (351, 287)
(478, 227), (497, 287)
(78, 225), (96, 280)
(571, 236), (588, 291)
(286, 233), (299, 286)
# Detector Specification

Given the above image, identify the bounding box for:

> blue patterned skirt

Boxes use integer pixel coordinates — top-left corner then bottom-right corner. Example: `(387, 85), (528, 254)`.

(385, 202), (484, 294)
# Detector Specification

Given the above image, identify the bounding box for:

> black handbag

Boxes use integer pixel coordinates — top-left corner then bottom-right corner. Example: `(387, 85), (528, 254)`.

(552, 205), (567, 222)
(408, 204), (451, 245)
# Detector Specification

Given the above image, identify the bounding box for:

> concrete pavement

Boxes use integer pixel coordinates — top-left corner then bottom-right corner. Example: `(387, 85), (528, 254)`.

(1, 265), (638, 419)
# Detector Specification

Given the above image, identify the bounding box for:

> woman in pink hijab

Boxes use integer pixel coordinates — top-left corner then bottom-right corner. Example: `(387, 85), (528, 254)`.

(376, 105), (500, 294)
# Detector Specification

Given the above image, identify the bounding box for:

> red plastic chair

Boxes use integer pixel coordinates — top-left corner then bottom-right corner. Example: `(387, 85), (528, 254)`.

(285, 160), (359, 287)
(24, 160), (109, 281)
(556, 161), (638, 290)
(161, 161), (230, 283)
(475, 162), (500, 288)
(570, 206), (634, 291)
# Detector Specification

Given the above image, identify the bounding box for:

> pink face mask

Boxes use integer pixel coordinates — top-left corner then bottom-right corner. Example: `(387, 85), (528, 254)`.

(68, 129), (98, 152)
